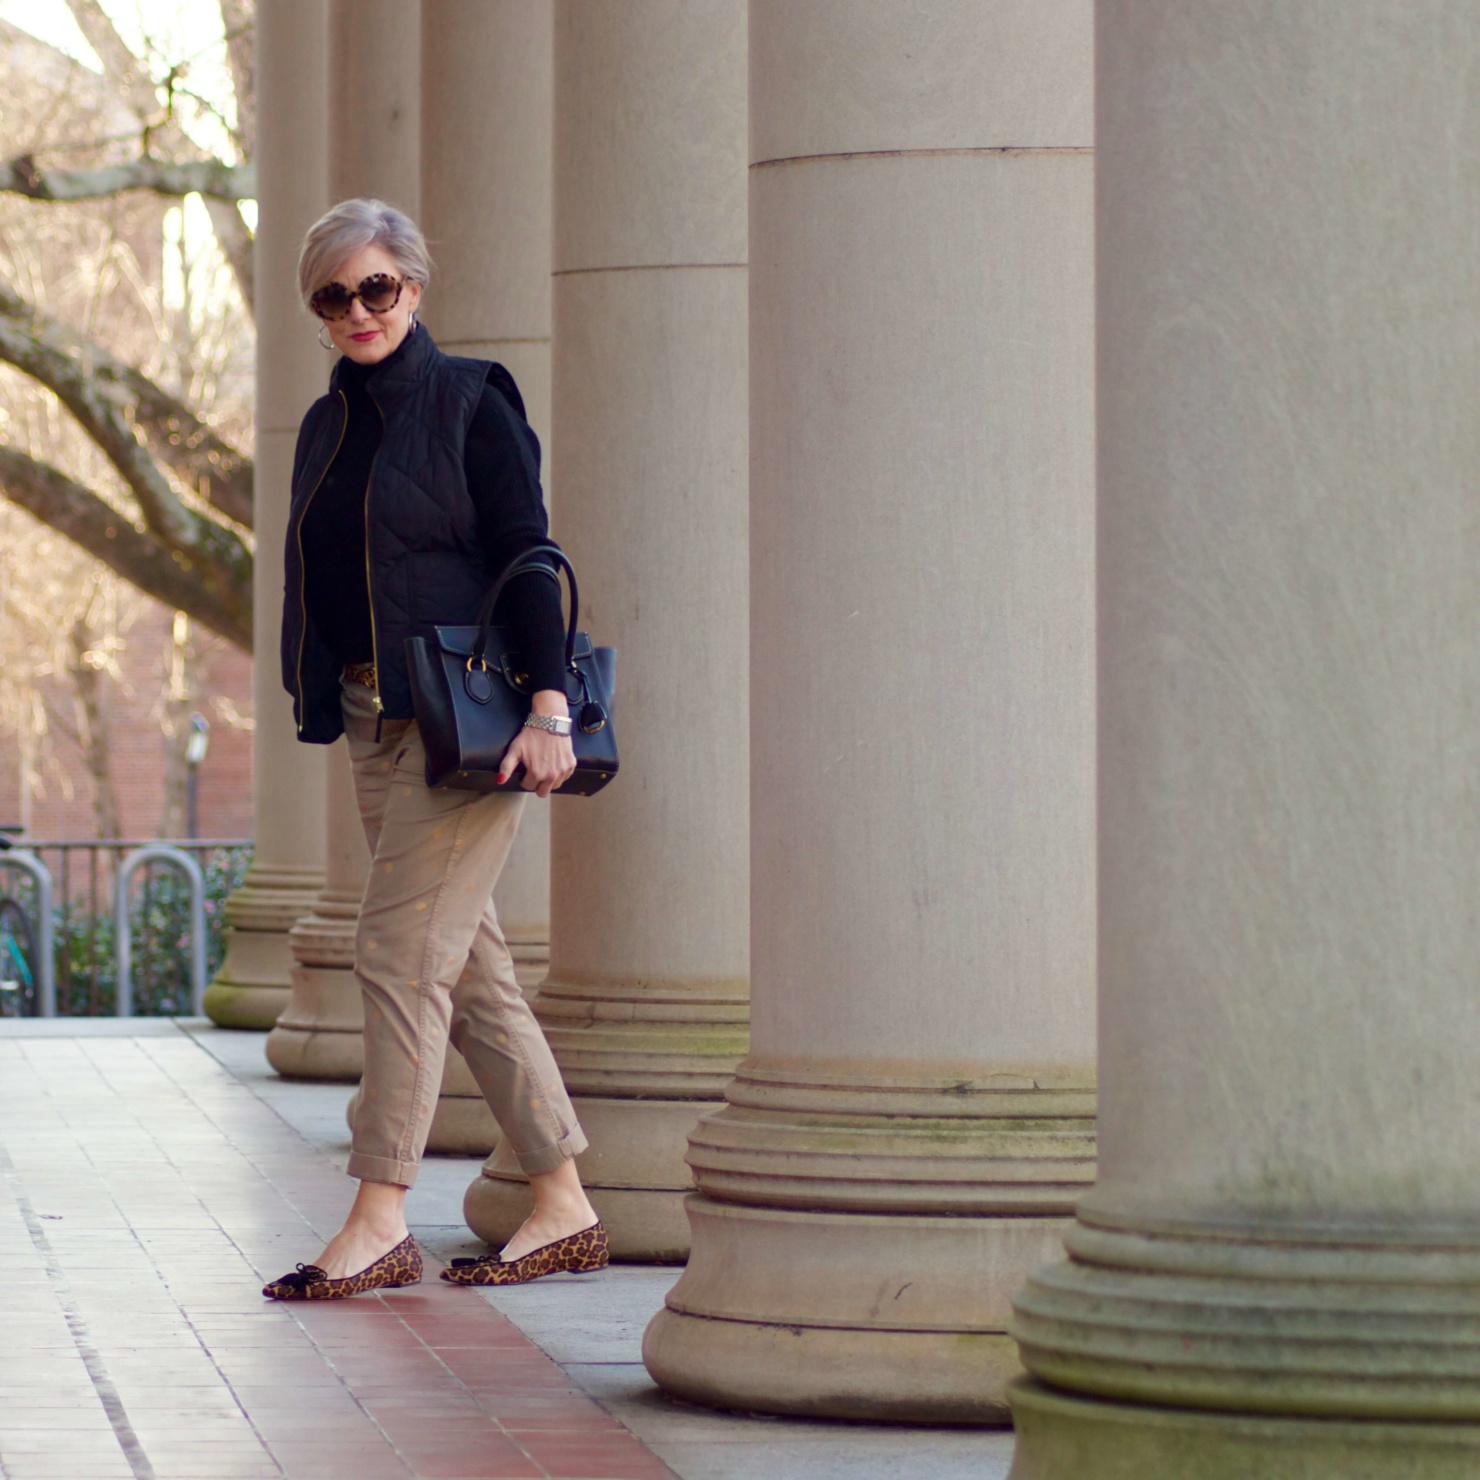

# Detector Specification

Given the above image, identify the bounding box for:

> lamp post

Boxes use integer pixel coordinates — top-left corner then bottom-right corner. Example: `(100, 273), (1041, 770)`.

(184, 713), (209, 840)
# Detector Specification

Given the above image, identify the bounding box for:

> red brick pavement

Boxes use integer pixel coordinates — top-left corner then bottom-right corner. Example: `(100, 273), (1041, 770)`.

(0, 1030), (676, 1480)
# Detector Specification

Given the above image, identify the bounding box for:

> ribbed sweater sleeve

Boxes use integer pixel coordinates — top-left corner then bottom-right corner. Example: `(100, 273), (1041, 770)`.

(464, 381), (567, 694)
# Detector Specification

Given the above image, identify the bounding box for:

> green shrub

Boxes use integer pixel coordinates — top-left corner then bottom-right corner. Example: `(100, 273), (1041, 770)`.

(2, 847), (251, 1018)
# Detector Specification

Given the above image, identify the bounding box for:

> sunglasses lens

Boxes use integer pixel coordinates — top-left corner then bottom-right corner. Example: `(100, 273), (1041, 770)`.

(309, 284), (352, 320)
(360, 275), (402, 312)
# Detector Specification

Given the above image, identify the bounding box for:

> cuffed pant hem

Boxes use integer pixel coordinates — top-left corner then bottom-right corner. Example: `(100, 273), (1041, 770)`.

(346, 1151), (419, 1189)
(511, 1125), (589, 1176)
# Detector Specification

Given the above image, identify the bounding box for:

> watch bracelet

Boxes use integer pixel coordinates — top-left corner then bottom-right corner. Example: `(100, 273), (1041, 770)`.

(522, 712), (572, 736)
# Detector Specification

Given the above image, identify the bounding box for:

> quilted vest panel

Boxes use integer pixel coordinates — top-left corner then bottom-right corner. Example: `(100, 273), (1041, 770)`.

(281, 327), (518, 744)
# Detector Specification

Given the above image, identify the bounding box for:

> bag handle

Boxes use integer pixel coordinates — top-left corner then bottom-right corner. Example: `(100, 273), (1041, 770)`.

(471, 543), (579, 671)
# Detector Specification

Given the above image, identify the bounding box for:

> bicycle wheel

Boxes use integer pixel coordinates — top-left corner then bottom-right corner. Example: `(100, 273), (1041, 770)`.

(0, 895), (39, 1017)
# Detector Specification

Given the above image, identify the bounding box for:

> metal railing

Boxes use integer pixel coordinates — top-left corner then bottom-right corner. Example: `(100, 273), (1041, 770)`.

(0, 850), (55, 1017)
(0, 838), (250, 1017)
(114, 847), (208, 1018)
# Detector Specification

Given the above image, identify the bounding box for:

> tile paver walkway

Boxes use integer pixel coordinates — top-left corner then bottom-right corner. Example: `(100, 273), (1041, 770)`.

(0, 1027), (675, 1480)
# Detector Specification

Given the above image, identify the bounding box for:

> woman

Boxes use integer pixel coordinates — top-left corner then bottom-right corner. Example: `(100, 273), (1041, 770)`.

(263, 198), (605, 1300)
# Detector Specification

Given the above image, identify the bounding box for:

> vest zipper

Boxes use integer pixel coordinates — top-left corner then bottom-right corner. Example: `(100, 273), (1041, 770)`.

(365, 396), (387, 740)
(294, 390), (349, 734)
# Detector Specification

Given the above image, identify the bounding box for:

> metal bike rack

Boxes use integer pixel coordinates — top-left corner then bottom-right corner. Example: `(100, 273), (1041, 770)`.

(114, 846), (206, 1018)
(0, 851), (55, 1017)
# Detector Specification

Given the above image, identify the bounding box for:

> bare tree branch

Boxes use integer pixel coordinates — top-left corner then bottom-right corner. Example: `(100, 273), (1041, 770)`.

(0, 447), (251, 650)
(0, 279), (253, 633)
(67, 600), (123, 838)
(0, 153), (254, 204)
(0, 287), (190, 542)
(217, 0), (254, 160)
(63, 0), (163, 123)
(203, 0), (256, 310)
(125, 372), (253, 531)
(201, 197), (253, 310)
(0, 4), (255, 644)
(63, 0), (255, 313)
(0, 276), (252, 529)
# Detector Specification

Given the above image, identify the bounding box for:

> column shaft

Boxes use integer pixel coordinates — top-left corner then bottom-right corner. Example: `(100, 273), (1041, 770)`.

(1010, 4), (1480, 1475)
(267, 747), (368, 1077)
(643, 0), (1096, 1420)
(328, 0), (421, 214)
(420, 0), (555, 1154)
(204, 0), (329, 1029)
(264, 0), (420, 1076)
(464, 0), (750, 1258)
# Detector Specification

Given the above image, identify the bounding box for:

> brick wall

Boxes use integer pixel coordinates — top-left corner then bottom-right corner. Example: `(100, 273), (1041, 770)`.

(0, 599), (254, 843)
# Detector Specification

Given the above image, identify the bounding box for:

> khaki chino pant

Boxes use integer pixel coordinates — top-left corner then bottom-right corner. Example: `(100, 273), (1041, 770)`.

(341, 679), (586, 1187)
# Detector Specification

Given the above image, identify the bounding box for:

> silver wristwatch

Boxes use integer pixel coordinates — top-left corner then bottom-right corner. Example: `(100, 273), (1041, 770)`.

(523, 712), (573, 737)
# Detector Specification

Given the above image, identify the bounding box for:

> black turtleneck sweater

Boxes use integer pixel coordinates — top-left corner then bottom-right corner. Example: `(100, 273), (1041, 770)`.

(299, 337), (566, 692)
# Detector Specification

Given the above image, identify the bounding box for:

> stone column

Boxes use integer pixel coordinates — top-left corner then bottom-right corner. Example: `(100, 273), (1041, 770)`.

(1009, 6), (1480, 1477)
(328, 0), (421, 215)
(419, 0), (554, 1154)
(262, 0), (419, 1074)
(642, 1), (1096, 1422)
(464, 0), (750, 1258)
(265, 748), (369, 1078)
(203, 0), (329, 1029)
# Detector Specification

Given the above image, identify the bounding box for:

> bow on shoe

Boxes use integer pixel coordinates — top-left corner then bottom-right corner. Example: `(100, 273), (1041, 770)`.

(439, 1223), (609, 1286)
(274, 1262), (329, 1292)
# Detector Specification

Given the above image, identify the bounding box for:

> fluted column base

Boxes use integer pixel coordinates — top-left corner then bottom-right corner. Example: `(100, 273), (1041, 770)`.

(645, 1197), (1063, 1422)
(1012, 1201), (1480, 1419)
(642, 1061), (1095, 1420)
(204, 863), (325, 1028)
(263, 965), (364, 1080)
(426, 927), (549, 1155)
(504, 926), (549, 988)
(264, 893), (364, 1080)
(1008, 1381), (1480, 1480)
(466, 1097), (701, 1260)
(1010, 1202), (1480, 1473)
(462, 975), (749, 1258)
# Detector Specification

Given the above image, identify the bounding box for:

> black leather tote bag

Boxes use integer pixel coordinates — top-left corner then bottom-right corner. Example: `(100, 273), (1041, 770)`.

(404, 544), (618, 795)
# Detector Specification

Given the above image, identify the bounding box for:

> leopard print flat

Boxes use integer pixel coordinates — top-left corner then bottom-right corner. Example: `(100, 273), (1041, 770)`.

(262, 1233), (422, 1300)
(439, 1222), (609, 1286)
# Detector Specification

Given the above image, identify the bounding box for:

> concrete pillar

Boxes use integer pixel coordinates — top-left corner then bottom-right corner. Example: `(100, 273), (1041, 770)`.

(419, 0), (554, 1154)
(1009, 5), (1480, 1476)
(261, 0), (419, 1072)
(464, 0), (749, 1258)
(327, 0), (421, 215)
(265, 746), (369, 1078)
(203, 0), (329, 1029)
(642, 0), (1096, 1422)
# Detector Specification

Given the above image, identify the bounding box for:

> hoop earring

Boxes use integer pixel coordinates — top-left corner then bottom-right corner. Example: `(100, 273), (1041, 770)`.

(408, 312), (419, 333)
(317, 325), (333, 349)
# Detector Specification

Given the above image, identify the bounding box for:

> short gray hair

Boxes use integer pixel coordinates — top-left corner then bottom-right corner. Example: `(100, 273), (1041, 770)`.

(297, 198), (433, 308)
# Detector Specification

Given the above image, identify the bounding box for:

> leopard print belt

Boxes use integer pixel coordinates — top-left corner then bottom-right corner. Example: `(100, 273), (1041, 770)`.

(342, 662), (377, 689)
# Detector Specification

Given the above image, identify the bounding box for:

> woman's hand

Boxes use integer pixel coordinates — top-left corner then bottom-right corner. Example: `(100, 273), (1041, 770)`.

(497, 690), (576, 798)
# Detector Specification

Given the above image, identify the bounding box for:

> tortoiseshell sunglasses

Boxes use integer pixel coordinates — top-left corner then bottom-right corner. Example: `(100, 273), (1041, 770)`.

(309, 272), (405, 321)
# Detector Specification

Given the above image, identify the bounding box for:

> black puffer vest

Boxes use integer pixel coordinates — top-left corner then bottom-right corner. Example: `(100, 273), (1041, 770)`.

(281, 326), (527, 744)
